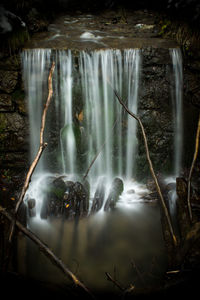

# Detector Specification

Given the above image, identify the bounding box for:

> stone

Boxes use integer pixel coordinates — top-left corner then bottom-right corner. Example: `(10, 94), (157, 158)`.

(0, 71), (18, 93)
(40, 177), (89, 219)
(91, 177), (106, 213)
(0, 94), (14, 111)
(104, 178), (124, 211)
(72, 181), (89, 217)
(27, 198), (36, 217)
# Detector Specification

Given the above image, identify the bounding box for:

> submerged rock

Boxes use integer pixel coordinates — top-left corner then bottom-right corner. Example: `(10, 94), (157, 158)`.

(104, 178), (124, 211)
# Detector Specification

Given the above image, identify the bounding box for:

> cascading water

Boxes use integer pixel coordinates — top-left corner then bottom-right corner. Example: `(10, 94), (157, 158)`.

(21, 48), (141, 214)
(79, 49), (140, 181)
(167, 48), (183, 217)
(170, 48), (183, 177)
(22, 49), (52, 172)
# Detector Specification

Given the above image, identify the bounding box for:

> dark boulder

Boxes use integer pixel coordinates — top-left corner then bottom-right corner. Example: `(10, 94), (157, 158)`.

(40, 176), (89, 219)
(40, 176), (67, 219)
(104, 178), (124, 211)
(27, 198), (36, 217)
(91, 177), (106, 213)
(73, 181), (89, 217)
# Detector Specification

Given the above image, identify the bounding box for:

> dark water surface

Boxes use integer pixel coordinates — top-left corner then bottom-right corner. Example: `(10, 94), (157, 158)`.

(16, 203), (167, 295)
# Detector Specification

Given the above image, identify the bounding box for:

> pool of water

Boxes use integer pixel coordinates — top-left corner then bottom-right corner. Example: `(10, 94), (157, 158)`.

(16, 200), (167, 295)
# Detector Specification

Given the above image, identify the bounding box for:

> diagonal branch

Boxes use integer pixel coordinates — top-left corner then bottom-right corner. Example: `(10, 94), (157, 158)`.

(8, 62), (55, 243)
(0, 206), (94, 298)
(187, 112), (200, 221)
(109, 84), (177, 246)
(83, 118), (118, 181)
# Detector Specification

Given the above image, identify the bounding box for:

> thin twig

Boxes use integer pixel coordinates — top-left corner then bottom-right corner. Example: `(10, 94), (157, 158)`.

(8, 62), (55, 243)
(105, 272), (125, 291)
(0, 206), (94, 298)
(131, 259), (145, 285)
(109, 84), (177, 246)
(83, 118), (118, 181)
(187, 113), (200, 222)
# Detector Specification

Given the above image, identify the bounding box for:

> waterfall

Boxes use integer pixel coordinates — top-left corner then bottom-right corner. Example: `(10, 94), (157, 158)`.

(166, 48), (183, 218)
(79, 49), (141, 180)
(22, 49), (52, 172)
(56, 50), (76, 175)
(170, 48), (183, 177)
(22, 49), (141, 182)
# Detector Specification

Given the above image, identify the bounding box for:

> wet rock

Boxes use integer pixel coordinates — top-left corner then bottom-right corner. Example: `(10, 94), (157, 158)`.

(0, 70), (18, 93)
(104, 178), (124, 211)
(40, 176), (67, 219)
(127, 189), (135, 194)
(52, 177), (67, 193)
(63, 180), (89, 218)
(0, 94), (14, 111)
(73, 181), (89, 217)
(40, 176), (89, 219)
(91, 178), (106, 213)
(27, 198), (36, 217)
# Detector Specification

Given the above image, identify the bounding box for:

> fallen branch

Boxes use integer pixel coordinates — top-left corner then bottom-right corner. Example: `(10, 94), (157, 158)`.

(187, 112), (200, 222)
(109, 84), (177, 246)
(0, 206), (94, 298)
(9, 62), (55, 243)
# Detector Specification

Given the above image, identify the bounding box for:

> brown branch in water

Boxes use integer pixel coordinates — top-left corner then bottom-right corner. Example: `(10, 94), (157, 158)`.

(0, 206), (94, 298)
(131, 259), (145, 285)
(109, 84), (177, 247)
(8, 62), (55, 243)
(105, 272), (125, 291)
(187, 113), (200, 222)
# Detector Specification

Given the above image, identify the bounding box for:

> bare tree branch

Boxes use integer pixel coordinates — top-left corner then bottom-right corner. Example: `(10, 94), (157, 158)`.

(109, 84), (177, 246)
(105, 272), (125, 291)
(187, 112), (200, 221)
(9, 62), (55, 243)
(0, 206), (94, 298)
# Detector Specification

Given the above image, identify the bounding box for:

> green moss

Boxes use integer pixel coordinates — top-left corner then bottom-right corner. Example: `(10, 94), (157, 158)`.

(159, 19), (171, 36)
(0, 114), (7, 133)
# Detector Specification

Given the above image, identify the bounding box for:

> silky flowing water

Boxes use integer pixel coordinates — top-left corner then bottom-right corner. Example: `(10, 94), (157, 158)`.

(17, 47), (183, 294)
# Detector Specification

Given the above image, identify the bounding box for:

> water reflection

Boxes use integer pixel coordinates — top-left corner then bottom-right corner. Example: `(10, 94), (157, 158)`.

(17, 204), (167, 293)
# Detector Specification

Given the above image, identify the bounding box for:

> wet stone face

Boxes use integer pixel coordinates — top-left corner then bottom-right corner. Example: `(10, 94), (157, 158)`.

(40, 177), (90, 219)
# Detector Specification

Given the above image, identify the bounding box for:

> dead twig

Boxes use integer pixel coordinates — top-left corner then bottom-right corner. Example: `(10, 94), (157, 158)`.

(187, 113), (200, 222)
(131, 259), (145, 285)
(109, 84), (177, 246)
(8, 62), (55, 243)
(105, 272), (125, 291)
(0, 205), (94, 298)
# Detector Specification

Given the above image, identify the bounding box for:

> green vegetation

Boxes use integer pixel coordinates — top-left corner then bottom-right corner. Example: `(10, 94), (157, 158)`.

(159, 18), (200, 56)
